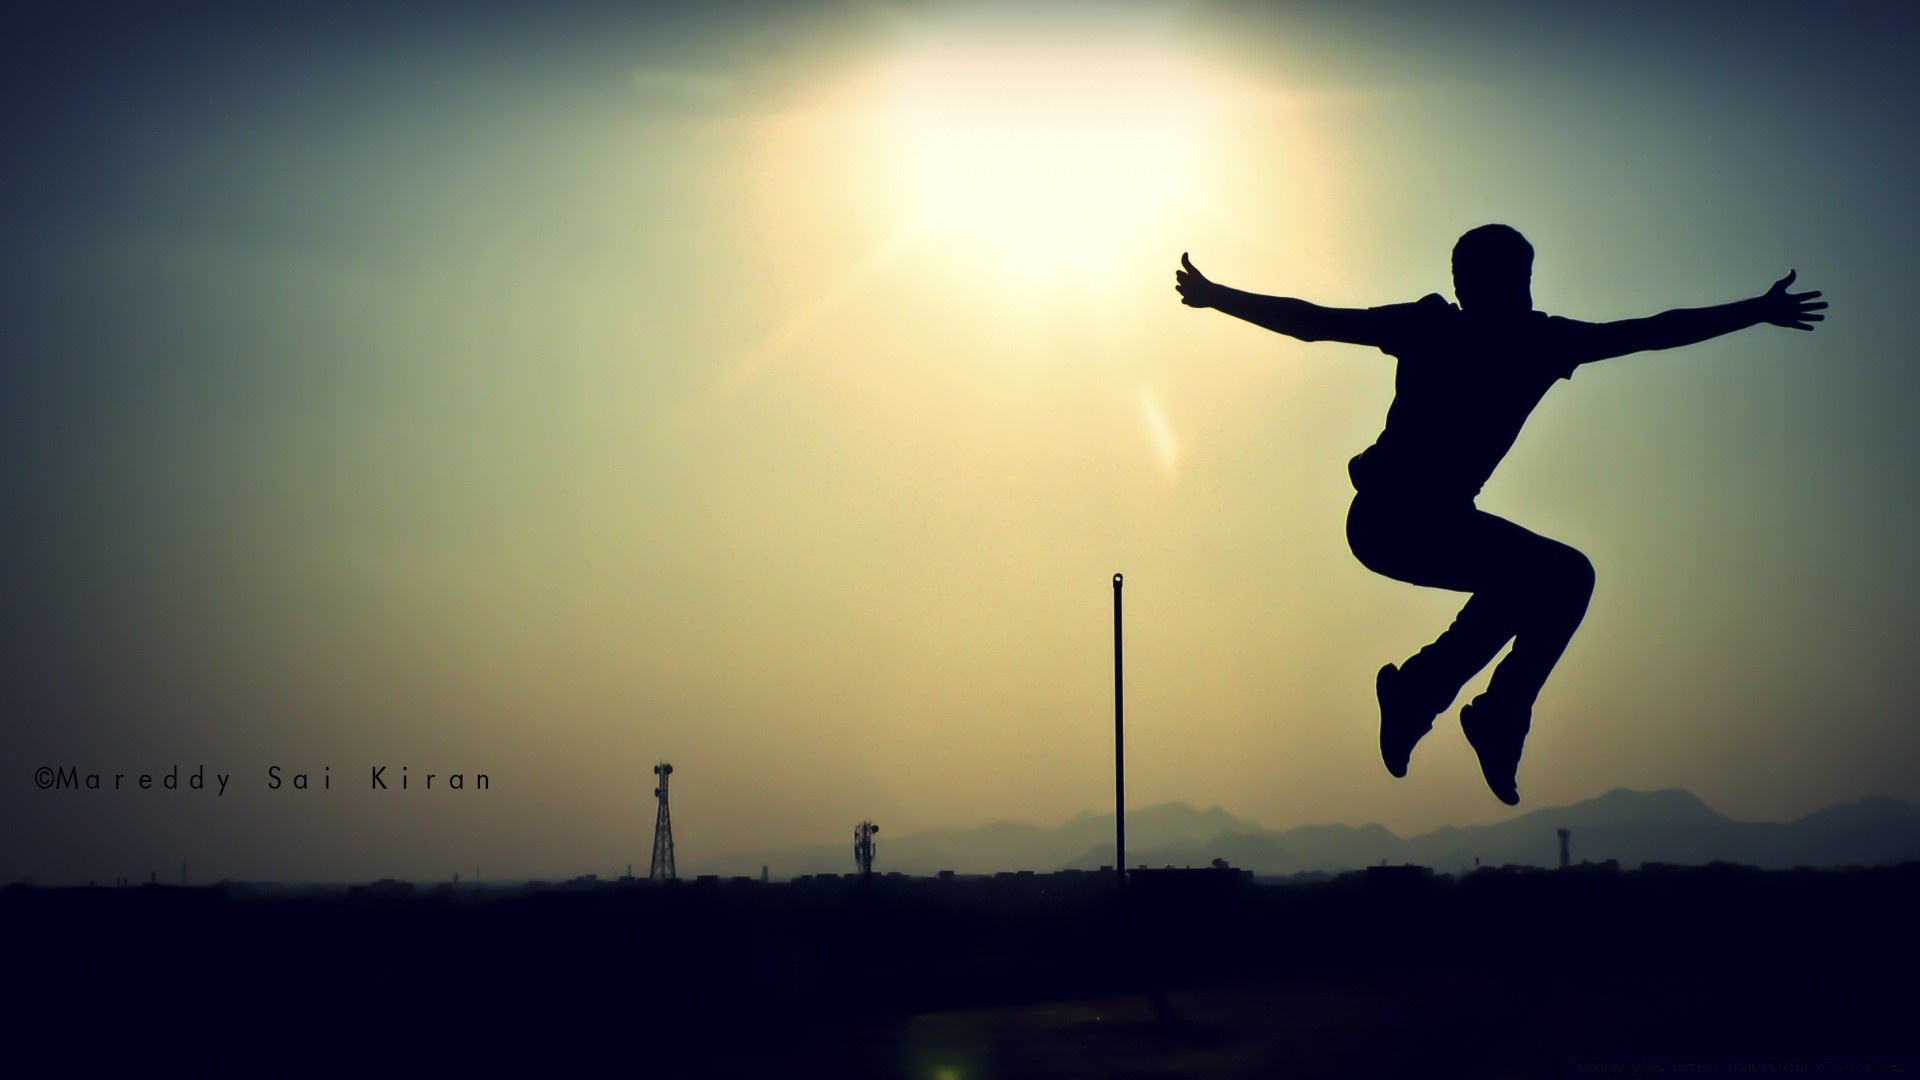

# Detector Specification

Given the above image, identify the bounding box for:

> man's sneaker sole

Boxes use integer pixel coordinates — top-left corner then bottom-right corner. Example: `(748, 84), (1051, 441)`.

(1377, 663), (1435, 779)
(1460, 700), (1525, 806)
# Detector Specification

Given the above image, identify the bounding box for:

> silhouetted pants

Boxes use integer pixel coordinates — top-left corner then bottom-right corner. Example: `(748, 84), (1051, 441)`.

(1346, 493), (1594, 715)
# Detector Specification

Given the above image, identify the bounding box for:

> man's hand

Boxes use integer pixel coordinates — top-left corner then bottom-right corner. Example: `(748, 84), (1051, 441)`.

(1176, 253), (1223, 309)
(1758, 270), (1827, 331)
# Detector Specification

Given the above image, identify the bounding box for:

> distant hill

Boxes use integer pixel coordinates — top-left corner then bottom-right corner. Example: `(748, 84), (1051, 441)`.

(697, 789), (1920, 879)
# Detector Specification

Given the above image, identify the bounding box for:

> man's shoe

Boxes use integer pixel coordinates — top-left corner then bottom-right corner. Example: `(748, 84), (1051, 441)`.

(1377, 663), (1437, 779)
(1460, 697), (1530, 806)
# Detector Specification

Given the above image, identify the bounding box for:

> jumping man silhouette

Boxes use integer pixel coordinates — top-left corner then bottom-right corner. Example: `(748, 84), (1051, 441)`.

(1175, 226), (1826, 804)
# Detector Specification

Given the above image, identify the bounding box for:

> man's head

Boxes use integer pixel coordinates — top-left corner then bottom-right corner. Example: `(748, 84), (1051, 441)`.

(1452, 224), (1534, 314)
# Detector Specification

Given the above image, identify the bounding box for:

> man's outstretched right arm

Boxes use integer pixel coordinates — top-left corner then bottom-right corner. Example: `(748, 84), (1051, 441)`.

(1176, 253), (1396, 347)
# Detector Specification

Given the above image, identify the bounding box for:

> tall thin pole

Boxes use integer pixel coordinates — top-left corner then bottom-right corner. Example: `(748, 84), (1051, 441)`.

(1113, 572), (1125, 888)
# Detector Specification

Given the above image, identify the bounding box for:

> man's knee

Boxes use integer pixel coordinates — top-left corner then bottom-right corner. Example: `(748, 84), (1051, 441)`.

(1553, 547), (1595, 603)
(1528, 544), (1593, 602)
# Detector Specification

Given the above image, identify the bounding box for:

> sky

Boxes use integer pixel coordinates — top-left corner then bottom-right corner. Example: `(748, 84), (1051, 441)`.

(4, 0), (1917, 885)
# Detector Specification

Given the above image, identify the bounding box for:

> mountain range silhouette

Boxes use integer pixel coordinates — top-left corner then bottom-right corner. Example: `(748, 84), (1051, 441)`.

(704, 789), (1920, 878)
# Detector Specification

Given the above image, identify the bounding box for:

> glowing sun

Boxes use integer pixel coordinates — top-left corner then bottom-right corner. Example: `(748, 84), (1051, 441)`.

(879, 43), (1211, 274)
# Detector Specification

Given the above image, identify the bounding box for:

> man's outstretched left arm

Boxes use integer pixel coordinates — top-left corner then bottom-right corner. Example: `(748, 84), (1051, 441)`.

(1572, 271), (1827, 365)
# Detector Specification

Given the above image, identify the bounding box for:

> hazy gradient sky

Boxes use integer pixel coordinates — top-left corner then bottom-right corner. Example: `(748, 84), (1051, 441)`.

(5, 1), (1917, 884)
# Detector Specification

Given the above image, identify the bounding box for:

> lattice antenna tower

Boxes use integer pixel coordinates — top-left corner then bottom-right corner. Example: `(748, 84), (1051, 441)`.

(853, 820), (879, 877)
(650, 762), (676, 881)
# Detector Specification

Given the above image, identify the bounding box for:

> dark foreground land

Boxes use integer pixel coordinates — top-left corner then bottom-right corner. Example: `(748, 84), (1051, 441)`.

(12, 864), (1919, 1076)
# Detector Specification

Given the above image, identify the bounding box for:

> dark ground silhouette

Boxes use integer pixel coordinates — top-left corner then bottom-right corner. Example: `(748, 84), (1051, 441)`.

(1176, 227), (1826, 805)
(12, 863), (1913, 1074)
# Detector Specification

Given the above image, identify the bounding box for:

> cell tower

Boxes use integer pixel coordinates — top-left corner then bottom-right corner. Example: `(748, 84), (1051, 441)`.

(1557, 827), (1571, 870)
(649, 762), (676, 881)
(853, 820), (879, 877)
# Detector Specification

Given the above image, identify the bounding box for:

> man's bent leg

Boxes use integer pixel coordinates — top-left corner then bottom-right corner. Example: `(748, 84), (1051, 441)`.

(1398, 589), (1521, 712)
(1380, 589), (1519, 777)
(1464, 533), (1595, 805)
(1349, 497), (1534, 777)
(1352, 503), (1594, 804)
(1353, 502), (1537, 714)
(1481, 540), (1595, 712)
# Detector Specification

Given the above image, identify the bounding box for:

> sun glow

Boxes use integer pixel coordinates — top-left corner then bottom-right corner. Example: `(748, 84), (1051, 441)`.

(880, 43), (1212, 276)
(733, 28), (1243, 385)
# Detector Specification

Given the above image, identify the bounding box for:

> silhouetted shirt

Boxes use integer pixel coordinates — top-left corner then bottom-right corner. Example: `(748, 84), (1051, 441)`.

(1348, 293), (1600, 502)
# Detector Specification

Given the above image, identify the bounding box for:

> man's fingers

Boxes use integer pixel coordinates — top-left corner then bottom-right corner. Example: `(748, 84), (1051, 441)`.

(1774, 269), (1797, 291)
(1800, 301), (1828, 311)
